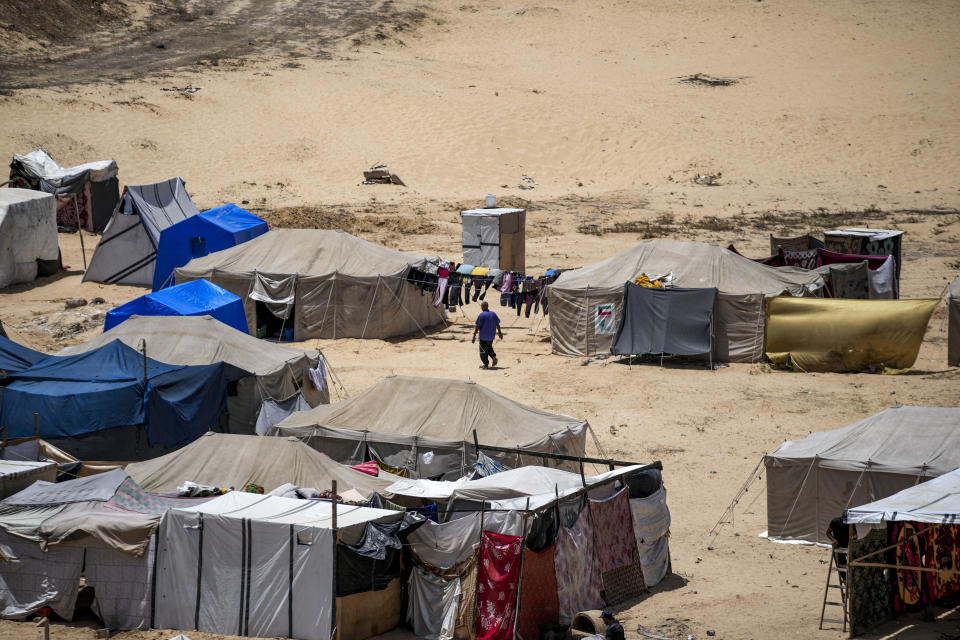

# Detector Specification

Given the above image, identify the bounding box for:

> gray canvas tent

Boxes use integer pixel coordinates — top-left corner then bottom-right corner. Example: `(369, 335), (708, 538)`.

(0, 188), (59, 289)
(948, 276), (960, 367)
(460, 207), (525, 271)
(124, 432), (398, 499)
(549, 240), (824, 361)
(83, 177), (199, 286)
(175, 229), (446, 340)
(9, 148), (120, 232)
(271, 375), (589, 479)
(610, 283), (717, 358)
(763, 406), (960, 544)
(57, 315), (327, 434)
(547, 240), (823, 361)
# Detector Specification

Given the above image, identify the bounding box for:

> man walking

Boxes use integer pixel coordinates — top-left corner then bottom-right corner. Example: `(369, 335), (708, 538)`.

(472, 301), (502, 369)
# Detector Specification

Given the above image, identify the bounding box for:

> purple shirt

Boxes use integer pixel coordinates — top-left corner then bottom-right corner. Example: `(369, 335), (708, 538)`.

(476, 310), (500, 342)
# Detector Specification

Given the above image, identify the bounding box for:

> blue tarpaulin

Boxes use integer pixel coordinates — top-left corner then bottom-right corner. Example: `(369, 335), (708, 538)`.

(153, 203), (267, 291)
(0, 340), (227, 450)
(104, 278), (248, 333)
(0, 335), (46, 374)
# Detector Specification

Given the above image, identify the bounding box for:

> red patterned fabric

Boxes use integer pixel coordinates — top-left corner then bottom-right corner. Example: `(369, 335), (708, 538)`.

(517, 545), (559, 640)
(349, 461), (380, 476)
(55, 183), (92, 230)
(476, 531), (523, 640)
(589, 488), (638, 573)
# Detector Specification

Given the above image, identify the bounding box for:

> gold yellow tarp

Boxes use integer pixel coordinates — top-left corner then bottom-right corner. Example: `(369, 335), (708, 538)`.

(765, 297), (939, 373)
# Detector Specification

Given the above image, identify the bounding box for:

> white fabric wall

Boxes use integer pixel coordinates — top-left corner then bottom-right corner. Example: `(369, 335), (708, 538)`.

(86, 537), (154, 630)
(0, 189), (58, 289)
(628, 486), (672, 586)
(0, 531), (82, 620)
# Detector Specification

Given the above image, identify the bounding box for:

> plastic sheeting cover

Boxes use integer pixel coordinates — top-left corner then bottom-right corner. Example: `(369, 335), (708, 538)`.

(844, 467), (960, 525)
(0, 189), (58, 289)
(104, 279), (249, 334)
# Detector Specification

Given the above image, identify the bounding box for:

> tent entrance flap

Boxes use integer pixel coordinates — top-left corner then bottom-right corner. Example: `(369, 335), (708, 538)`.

(250, 274), (296, 319)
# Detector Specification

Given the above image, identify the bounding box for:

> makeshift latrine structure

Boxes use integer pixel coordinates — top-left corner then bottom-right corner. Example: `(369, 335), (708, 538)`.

(175, 229), (446, 340)
(153, 203), (267, 290)
(547, 240), (823, 362)
(124, 432), (397, 498)
(270, 375), (590, 479)
(948, 276), (960, 367)
(843, 467), (960, 633)
(103, 278), (248, 333)
(9, 148), (120, 232)
(0, 188), (59, 289)
(0, 339), (228, 461)
(460, 206), (526, 272)
(58, 315), (327, 434)
(763, 406), (960, 544)
(83, 177), (200, 287)
(765, 297), (939, 372)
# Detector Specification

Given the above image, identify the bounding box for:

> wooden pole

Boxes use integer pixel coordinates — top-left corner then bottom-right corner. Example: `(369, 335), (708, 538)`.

(74, 195), (87, 270)
(847, 523), (854, 635)
(331, 480), (338, 531)
(473, 429), (480, 459)
(512, 497), (531, 640)
(140, 340), (148, 386)
(578, 458), (587, 488)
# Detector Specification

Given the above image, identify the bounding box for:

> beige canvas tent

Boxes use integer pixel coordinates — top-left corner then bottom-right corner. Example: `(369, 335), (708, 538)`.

(271, 375), (589, 479)
(57, 315), (327, 434)
(546, 239), (824, 361)
(124, 432), (397, 498)
(948, 276), (960, 367)
(175, 229), (446, 340)
(763, 406), (960, 544)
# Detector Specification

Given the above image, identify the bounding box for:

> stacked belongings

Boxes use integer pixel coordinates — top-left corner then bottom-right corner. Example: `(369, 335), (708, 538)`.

(391, 462), (670, 640)
(9, 148), (119, 232)
(57, 315), (328, 435)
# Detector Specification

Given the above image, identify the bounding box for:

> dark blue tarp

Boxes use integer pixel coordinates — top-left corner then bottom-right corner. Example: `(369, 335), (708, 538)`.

(0, 340), (227, 450)
(153, 203), (267, 290)
(0, 335), (46, 374)
(104, 278), (248, 333)
(610, 283), (717, 356)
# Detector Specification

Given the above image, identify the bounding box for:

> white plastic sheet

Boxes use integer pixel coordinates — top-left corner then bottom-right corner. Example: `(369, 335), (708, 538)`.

(407, 567), (461, 640)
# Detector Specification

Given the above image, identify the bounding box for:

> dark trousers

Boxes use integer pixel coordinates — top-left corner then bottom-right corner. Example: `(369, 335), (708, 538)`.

(479, 340), (497, 366)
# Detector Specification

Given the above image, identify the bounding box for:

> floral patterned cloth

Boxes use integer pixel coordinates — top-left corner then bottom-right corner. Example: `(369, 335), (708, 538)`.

(476, 531), (523, 640)
(590, 487), (638, 573)
(516, 544), (559, 640)
(554, 507), (603, 624)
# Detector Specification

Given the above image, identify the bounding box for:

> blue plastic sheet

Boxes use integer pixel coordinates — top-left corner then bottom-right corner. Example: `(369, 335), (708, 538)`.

(0, 336), (46, 374)
(104, 279), (248, 333)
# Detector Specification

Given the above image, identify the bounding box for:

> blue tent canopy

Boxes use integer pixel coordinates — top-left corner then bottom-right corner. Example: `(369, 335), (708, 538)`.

(153, 203), (267, 291)
(0, 335), (46, 374)
(104, 278), (248, 333)
(0, 340), (228, 457)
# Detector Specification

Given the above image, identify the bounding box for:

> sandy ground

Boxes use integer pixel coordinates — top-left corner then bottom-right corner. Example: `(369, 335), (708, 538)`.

(1, 0), (960, 639)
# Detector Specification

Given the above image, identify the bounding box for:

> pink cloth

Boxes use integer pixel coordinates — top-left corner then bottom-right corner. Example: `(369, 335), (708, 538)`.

(589, 488), (638, 573)
(476, 531), (523, 640)
(349, 461), (379, 476)
(554, 506), (603, 624)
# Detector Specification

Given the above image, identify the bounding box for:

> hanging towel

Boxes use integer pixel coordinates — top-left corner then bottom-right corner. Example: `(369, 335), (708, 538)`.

(475, 531), (523, 640)
(868, 256), (898, 299)
(457, 264), (476, 275)
(308, 354), (327, 392)
(471, 266), (491, 276)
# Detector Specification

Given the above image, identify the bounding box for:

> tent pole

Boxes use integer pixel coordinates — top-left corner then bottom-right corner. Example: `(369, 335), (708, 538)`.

(473, 429), (480, 460)
(33, 413), (38, 438)
(480, 500), (485, 532)
(578, 458), (586, 488)
(847, 523), (854, 635)
(141, 339), (148, 387)
(331, 480), (339, 640)
(74, 195), (87, 271)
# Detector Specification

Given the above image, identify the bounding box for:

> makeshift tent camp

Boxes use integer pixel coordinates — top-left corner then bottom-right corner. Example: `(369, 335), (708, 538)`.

(9, 148), (120, 232)
(0, 460), (56, 499)
(0, 468), (209, 628)
(765, 297), (939, 372)
(154, 492), (402, 640)
(153, 203), (268, 291)
(0, 188), (59, 289)
(271, 375), (589, 479)
(948, 276), (960, 367)
(103, 278), (248, 333)
(0, 335), (45, 375)
(547, 240), (823, 362)
(83, 177), (199, 287)
(610, 284), (717, 358)
(175, 228), (446, 340)
(58, 314), (327, 434)
(0, 340), (228, 461)
(125, 432), (397, 499)
(763, 406), (960, 544)
(460, 206), (526, 272)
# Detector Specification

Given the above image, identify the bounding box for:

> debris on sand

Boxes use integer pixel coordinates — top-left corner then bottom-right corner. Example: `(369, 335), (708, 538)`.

(363, 165), (406, 186)
(693, 172), (722, 186)
(679, 73), (739, 87)
(162, 85), (201, 94)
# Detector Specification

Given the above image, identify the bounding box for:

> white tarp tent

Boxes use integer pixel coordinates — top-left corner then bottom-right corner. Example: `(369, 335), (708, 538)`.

(845, 467), (960, 525)
(764, 406), (960, 544)
(0, 189), (58, 289)
(154, 492), (400, 640)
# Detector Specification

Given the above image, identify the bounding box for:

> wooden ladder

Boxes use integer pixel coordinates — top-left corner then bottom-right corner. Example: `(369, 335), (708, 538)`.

(819, 547), (849, 632)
